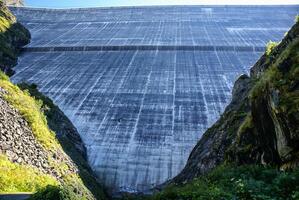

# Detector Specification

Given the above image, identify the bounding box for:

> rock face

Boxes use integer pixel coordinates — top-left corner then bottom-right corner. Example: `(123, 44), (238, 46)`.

(173, 21), (299, 183)
(0, 88), (77, 180)
(0, 1), (29, 76)
(3, 0), (24, 7)
(0, 89), (50, 172)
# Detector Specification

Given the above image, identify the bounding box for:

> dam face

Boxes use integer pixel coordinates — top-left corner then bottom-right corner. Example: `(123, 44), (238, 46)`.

(10, 6), (298, 193)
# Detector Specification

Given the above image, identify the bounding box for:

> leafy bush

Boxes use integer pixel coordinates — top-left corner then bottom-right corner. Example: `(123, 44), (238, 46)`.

(131, 165), (299, 200)
(29, 185), (86, 200)
(265, 41), (278, 56)
(0, 155), (58, 193)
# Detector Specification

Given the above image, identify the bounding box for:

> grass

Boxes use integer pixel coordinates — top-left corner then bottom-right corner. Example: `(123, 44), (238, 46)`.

(0, 71), (59, 150)
(121, 165), (299, 200)
(0, 155), (58, 193)
(18, 83), (108, 200)
(0, 71), (103, 199)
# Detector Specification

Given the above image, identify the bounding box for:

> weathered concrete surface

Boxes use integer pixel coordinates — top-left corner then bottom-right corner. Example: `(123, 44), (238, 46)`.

(10, 5), (299, 193)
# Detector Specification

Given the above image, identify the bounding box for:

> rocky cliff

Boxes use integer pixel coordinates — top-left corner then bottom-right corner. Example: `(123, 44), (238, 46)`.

(3, 0), (24, 6)
(173, 20), (299, 183)
(0, 0), (29, 75)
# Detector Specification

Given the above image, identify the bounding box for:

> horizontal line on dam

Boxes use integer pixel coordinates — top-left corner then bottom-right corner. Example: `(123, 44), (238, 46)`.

(22, 45), (266, 52)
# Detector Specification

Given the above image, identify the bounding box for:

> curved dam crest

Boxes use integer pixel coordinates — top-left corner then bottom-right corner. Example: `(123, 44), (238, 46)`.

(10, 5), (299, 193)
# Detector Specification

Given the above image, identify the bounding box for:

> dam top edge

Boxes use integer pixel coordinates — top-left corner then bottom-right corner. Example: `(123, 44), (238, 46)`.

(9, 4), (299, 11)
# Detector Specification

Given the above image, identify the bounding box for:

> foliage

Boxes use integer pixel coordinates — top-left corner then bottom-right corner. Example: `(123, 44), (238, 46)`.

(237, 113), (253, 136)
(0, 1), (29, 64)
(0, 69), (9, 80)
(123, 165), (299, 200)
(0, 71), (59, 150)
(18, 83), (108, 200)
(265, 41), (278, 56)
(250, 36), (299, 105)
(0, 154), (58, 193)
(0, 72), (102, 199)
(29, 185), (64, 200)
(29, 184), (88, 200)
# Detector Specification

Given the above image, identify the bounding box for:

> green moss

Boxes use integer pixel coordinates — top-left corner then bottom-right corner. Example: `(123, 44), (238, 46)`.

(0, 154), (58, 193)
(250, 35), (299, 101)
(0, 69), (9, 80)
(237, 114), (253, 136)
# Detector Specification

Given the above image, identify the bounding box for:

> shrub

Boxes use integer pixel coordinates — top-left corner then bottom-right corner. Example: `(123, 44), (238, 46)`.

(134, 165), (299, 200)
(0, 155), (58, 193)
(29, 185), (85, 200)
(266, 41), (278, 56)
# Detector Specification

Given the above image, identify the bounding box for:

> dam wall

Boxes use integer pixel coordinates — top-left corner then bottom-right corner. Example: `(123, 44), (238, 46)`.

(10, 5), (299, 193)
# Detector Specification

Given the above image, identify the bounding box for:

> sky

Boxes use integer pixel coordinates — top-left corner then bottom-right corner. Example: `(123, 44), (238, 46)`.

(25, 0), (299, 8)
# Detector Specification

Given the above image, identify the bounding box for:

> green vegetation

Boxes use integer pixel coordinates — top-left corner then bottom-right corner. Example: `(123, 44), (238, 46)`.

(265, 40), (278, 56)
(0, 155), (58, 193)
(29, 185), (87, 200)
(0, 3), (106, 200)
(0, 71), (59, 150)
(0, 0), (30, 74)
(237, 113), (253, 136)
(18, 83), (108, 200)
(0, 70), (104, 199)
(249, 37), (299, 112)
(122, 165), (299, 200)
(0, 69), (9, 80)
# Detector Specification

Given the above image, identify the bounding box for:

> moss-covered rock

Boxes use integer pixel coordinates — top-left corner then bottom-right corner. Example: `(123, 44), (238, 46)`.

(0, 0), (30, 75)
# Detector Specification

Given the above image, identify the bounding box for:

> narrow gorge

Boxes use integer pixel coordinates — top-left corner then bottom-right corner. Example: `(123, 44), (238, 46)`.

(0, 1), (298, 199)
(9, 5), (298, 193)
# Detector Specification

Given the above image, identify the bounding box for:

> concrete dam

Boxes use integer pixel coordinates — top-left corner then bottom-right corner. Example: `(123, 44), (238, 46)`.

(10, 5), (299, 193)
